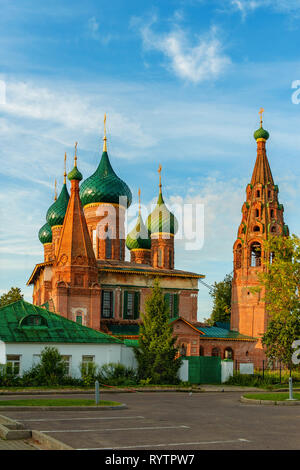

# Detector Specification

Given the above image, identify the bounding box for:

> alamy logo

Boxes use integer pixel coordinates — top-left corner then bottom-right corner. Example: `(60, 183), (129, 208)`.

(291, 80), (300, 104)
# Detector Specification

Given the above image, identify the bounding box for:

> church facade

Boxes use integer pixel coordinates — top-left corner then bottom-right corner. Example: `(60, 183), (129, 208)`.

(27, 113), (287, 367)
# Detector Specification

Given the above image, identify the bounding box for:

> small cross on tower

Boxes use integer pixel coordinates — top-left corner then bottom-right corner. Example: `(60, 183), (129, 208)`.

(259, 108), (264, 128)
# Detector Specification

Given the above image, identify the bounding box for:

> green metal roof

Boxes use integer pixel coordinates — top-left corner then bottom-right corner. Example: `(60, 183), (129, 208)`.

(126, 214), (151, 251)
(68, 165), (83, 181)
(80, 151), (132, 208)
(46, 183), (70, 227)
(38, 222), (52, 245)
(197, 326), (255, 340)
(215, 322), (230, 330)
(123, 339), (139, 347)
(253, 126), (269, 141)
(0, 300), (123, 344)
(146, 191), (178, 235)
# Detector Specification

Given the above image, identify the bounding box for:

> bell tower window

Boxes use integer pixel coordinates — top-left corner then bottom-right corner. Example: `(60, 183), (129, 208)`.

(250, 242), (261, 267)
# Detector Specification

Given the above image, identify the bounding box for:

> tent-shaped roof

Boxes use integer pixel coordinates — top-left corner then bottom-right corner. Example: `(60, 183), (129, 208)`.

(0, 300), (123, 344)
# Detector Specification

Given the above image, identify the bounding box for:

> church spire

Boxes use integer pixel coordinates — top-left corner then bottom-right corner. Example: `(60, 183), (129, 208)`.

(55, 149), (96, 270)
(251, 108), (273, 186)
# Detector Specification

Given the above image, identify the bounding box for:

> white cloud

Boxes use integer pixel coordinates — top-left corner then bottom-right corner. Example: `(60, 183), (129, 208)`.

(86, 16), (114, 45)
(137, 18), (231, 83)
(229, 0), (300, 18)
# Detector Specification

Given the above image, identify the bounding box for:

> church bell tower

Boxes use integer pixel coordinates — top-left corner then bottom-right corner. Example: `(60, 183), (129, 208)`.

(231, 109), (289, 351)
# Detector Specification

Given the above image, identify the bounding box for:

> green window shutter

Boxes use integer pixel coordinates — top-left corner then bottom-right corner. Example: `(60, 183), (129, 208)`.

(164, 293), (170, 315)
(123, 291), (128, 319)
(174, 293), (179, 317)
(134, 292), (140, 319)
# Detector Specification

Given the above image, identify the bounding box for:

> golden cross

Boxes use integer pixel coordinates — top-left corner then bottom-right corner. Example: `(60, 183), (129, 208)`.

(103, 113), (107, 151)
(158, 164), (162, 192)
(74, 142), (78, 166)
(259, 108), (264, 128)
(64, 152), (67, 183)
(138, 188), (141, 214)
(54, 179), (57, 201)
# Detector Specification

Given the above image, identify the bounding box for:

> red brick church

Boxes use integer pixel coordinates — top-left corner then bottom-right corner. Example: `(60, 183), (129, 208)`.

(27, 112), (288, 367)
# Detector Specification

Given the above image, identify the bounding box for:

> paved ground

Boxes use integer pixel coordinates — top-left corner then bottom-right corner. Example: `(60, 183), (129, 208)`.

(0, 437), (37, 450)
(0, 392), (299, 450)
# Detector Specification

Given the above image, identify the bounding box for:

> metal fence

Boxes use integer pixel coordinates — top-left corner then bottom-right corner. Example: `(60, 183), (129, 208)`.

(234, 359), (300, 383)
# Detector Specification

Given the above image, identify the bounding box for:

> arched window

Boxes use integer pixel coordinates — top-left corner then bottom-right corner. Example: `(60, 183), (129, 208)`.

(270, 252), (275, 264)
(235, 244), (242, 269)
(250, 242), (261, 267)
(271, 226), (276, 233)
(253, 225), (260, 232)
(224, 347), (234, 360)
(212, 347), (221, 357)
(270, 209), (274, 218)
(255, 209), (259, 218)
(256, 190), (260, 198)
(76, 313), (83, 325)
(180, 344), (187, 356)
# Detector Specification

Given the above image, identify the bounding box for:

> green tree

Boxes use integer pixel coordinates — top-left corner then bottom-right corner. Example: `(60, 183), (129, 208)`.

(0, 287), (23, 307)
(23, 346), (68, 386)
(135, 278), (182, 385)
(207, 274), (232, 325)
(256, 235), (300, 370)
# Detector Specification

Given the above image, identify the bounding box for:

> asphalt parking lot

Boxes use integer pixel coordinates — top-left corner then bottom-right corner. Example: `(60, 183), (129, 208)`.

(0, 392), (299, 450)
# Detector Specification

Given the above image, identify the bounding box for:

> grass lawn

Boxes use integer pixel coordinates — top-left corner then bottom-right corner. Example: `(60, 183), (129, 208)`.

(244, 392), (300, 401)
(0, 399), (121, 406)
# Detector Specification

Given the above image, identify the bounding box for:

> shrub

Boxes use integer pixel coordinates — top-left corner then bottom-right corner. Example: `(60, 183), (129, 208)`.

(79, 361), (98, 387)
(97, 362), (139, 386)
(0, 364), (22, 387)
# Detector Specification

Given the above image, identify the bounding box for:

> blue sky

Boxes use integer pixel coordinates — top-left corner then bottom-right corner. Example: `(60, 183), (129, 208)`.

(1, 0), (300, 319)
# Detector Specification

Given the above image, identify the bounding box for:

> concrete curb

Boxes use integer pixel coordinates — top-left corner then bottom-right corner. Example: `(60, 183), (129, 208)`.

(240, 395), (300, 406)
(0, 414), (72, 449)
(0, 388), (203, 395)
(31, 430), (73, 450)
(0, 415), (31, 440)
(0, 404), (128, 411)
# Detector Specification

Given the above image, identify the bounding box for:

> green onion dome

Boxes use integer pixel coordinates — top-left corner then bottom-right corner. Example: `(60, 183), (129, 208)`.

(46, 183), (70, 227)
(254, 126), (269, 141)
(68, 165), (82, 181)
(79, 151), (132, 208)
(146, 192), (178, 236)
(38, 222), (52, 244)
(126, 214), (151, 250)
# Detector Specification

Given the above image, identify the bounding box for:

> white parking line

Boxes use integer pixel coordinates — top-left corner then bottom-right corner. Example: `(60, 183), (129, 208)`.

(77, 438), (251, 450)
(19, 416), (144, 422)
(41, 425), (190, 433)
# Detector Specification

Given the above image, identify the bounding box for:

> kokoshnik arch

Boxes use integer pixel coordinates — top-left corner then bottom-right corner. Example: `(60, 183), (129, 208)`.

(27, 111), (288, 366)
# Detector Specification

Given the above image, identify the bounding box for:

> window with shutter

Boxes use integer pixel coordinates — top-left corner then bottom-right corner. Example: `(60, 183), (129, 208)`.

(134, 292), (140, 319)
(164, 293), (179, 317)
(101, 291), (113, 318)
(124, 291), (140, 319)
